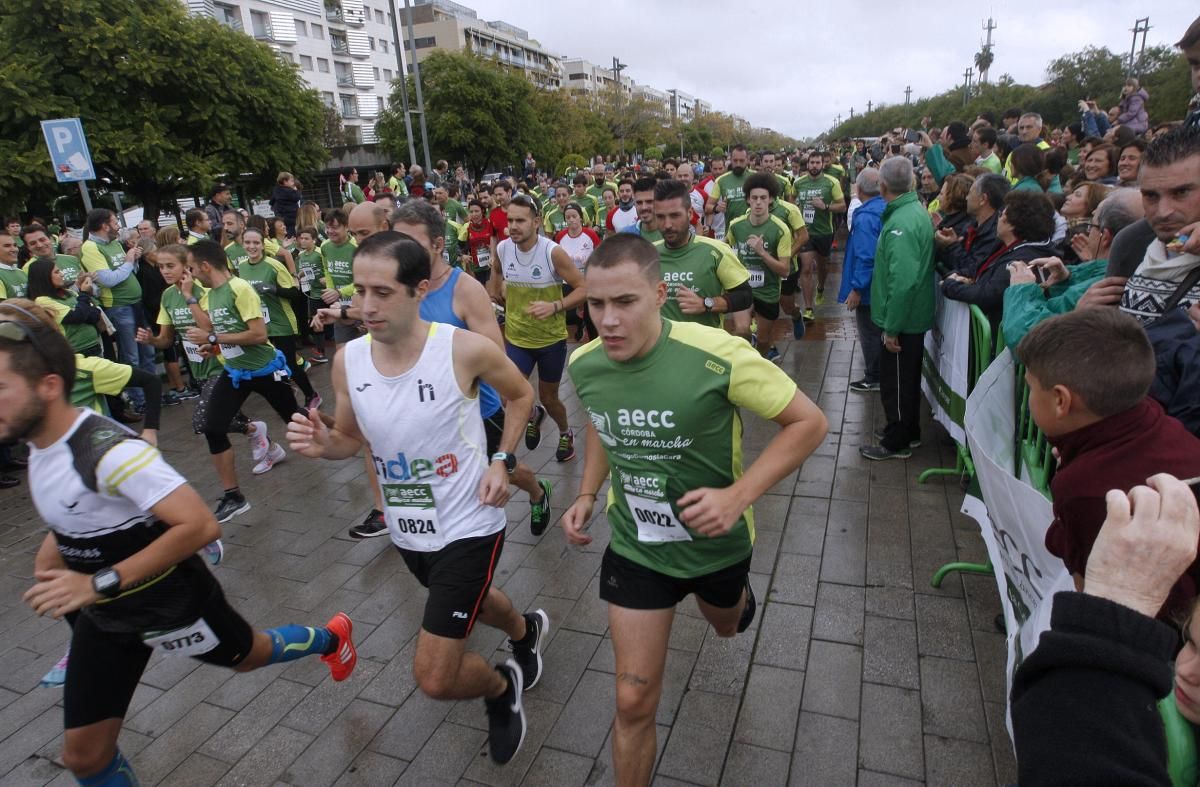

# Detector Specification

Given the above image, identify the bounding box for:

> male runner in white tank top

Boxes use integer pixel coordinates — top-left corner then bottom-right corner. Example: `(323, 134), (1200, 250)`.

(286, 231), (545, 765)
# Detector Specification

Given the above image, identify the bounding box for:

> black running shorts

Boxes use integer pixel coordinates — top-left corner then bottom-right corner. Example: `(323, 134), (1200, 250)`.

(397, 530), (506, 639)
(598, 547), (750, 611)
(64, 583), (254, 729)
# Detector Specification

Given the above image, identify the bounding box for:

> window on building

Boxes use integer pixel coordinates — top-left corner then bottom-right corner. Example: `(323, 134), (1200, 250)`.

(278, 51), (294, 64)
(214, 3), (241, 30)
(294, 19), (306, 37)
(311, 22), (324, 39)
(383, 68), (392, 80)
(368, 36), (375, 51)
(321, 91), (336, 107)
(317, 57), (330, 72)
(569, 73), (587, 81)
(249, 10), (270, 38)
(380, 40), (388, 53)
(335, 61), (351, 83)
(345, 125), (361, 144)
(340, 94), (357, 117)
(300, 54), (313, 70)
(373, 67), (380, 80)
(414, 36), (436, 48)
(375, 9), (385, 24)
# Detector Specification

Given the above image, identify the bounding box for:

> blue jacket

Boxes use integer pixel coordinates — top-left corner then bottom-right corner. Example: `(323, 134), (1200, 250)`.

(839, 196), (885, 305)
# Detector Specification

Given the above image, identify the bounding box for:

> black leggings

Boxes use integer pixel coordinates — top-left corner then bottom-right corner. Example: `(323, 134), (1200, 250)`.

(272, 334), (316, 400)
(202, 372), (299, 454)
(192, 376), (251, 436)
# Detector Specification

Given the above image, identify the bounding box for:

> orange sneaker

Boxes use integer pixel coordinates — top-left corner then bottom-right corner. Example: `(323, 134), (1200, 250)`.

(320, 612), (357, 681)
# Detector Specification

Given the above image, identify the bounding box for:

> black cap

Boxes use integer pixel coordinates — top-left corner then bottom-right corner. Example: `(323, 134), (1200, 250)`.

(209, 182), (231, 199)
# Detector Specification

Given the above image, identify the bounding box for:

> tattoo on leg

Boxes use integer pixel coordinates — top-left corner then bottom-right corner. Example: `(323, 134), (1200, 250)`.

(618, 672), (649, 686)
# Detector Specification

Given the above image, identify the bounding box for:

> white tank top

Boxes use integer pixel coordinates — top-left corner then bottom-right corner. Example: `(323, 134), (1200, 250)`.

(343, 323), (504, 551)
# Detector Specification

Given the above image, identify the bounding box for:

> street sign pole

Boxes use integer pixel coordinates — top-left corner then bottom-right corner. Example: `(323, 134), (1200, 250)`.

(78, 182), (93, 213)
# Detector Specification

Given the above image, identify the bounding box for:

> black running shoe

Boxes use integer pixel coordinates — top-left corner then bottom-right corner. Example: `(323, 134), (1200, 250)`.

(529, 480), (552, 536)
(509, 609), (549, 689)
(737, 577), (757, 633)
(214, 493), (251, 524)
(555, 430), (575, 462)
(348, 509), (388, 539)
(485, 659), (527, 764)
(525, 404), (547, 450)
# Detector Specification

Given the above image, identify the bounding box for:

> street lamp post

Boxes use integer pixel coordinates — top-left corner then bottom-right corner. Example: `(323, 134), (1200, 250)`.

(402, 0), (432, 173)
(387, 0), (418, 168)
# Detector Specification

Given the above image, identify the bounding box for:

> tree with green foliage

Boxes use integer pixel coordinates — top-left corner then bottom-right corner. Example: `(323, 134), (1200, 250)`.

(824, 43), (1190, 141)
(377, 51), (540, 176)
(0, 0), (327, 219)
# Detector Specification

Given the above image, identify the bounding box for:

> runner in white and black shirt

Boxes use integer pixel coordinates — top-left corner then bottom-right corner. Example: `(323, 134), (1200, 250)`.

(0, 306), (358, 786)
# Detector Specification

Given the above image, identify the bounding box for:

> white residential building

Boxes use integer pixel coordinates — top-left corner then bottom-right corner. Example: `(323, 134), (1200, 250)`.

(184, 0), (407, 144)
(561, 57), (633, 97)
(668, 89), (696, 123)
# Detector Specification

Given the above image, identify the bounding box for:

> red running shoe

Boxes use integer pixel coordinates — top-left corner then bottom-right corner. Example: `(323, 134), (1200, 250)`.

(320, 612), (357, 681)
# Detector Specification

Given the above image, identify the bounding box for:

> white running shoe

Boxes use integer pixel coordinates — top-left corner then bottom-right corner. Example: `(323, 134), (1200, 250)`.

(202, 539), (224, 566)
(252, 443), (286, 475)
(248, 420), (270, 463)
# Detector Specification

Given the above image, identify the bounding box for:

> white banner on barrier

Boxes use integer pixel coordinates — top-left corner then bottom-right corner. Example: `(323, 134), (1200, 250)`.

(921, 288), (971, 445)
(961, 349), (1072, 738)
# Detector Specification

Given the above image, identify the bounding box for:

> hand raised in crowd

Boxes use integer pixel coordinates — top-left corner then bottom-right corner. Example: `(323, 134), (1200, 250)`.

(1083, 474), (1200, 618)
(1033, 257), (1070, 287)
(1071, 232), (1097, 261)
(1075, 276), (1127, 309)
(1008, 261), (1038, 286)
(934, 228), (960, 248)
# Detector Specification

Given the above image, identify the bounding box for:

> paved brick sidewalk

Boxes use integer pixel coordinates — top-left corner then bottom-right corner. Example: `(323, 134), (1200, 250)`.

(0, 273), (1015, 786)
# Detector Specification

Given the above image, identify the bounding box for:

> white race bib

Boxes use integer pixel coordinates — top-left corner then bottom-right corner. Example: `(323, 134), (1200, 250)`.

(476, 248), (492, 268)
(803, 205), (816, 224)
(219, 343), (244, 359)
(181, 340), (205, 364)
(748, 269), (766, 288)
(625, 486), (692, 544)
(383, 483), (442, 550)
(299, 267), (314, 295)
(260, 305), (270, 323)
(142, 618), (219, 657)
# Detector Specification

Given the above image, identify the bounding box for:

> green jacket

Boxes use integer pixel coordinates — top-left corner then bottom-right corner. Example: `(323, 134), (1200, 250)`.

(871, 191), (936, 336)
(1001, 259), (1108, 350)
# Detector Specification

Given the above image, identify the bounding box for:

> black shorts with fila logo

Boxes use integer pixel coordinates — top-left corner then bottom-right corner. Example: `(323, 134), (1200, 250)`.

(396, 529), (506, 639)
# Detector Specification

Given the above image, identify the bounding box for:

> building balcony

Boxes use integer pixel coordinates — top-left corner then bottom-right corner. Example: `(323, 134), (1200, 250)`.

(331, 39), (350, 55)
(325, 6), (345, 23)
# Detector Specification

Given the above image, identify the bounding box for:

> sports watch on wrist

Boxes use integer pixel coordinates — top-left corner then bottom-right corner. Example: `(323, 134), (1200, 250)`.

(490, 452), (517, 473)
(340, 304), (349, 320)
(207, 333), (218, 345)
(703, 296), (716, 312)
(185, 296), (199, 305)
(92, 567), (121, 599)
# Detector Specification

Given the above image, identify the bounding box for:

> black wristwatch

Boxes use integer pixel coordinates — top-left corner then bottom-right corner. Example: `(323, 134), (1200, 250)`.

(703, 296), (716, 312)
(340, 304), (349, 320)
(185, 296), (199, 306)
(490, 452), (517, 473)
(207, 332), (218, 345)
(92, 567), (121, 599)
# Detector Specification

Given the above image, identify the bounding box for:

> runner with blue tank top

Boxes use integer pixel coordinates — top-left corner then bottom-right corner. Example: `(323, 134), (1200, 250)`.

(396, 202), (554, 535)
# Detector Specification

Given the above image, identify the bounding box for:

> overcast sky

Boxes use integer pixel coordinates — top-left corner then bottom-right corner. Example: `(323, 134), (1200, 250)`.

(449, 1), (1196, 138)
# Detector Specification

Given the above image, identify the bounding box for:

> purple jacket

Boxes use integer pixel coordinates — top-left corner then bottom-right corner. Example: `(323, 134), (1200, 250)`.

(1117, 89), (1149, 134)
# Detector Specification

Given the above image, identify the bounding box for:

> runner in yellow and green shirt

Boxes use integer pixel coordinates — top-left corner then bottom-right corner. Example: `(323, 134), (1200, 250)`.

(726, 173), (794, 362)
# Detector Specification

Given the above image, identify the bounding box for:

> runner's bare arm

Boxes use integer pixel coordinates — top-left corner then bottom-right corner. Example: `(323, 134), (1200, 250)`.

(561, 422), (611, 545)
(551, 246), (587, 310)
(679, 391), (827, 536)
(287, 348), (366, 460)
(455, 329), (533, 454)
(456, 274), (505, 350)
(24, 483), (221, 618)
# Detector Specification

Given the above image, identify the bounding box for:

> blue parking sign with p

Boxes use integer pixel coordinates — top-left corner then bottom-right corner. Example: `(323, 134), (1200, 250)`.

(41, 118), (95, 183)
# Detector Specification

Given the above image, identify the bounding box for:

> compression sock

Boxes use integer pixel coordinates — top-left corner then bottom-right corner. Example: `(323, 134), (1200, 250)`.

(76, 748), (138, 786)
(264, 624), (336, 664)
(223, 487), (243, 500)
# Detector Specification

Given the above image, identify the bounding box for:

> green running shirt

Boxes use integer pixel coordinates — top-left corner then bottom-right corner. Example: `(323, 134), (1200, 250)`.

(652, 236), (749, 329)
(725, 214), (793, 303)
(568, 319), (797, 577)
(792, 173), (844, 237)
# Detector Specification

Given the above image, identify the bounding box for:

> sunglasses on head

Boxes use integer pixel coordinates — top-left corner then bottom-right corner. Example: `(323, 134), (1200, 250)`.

(0, 305), (52, 356)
